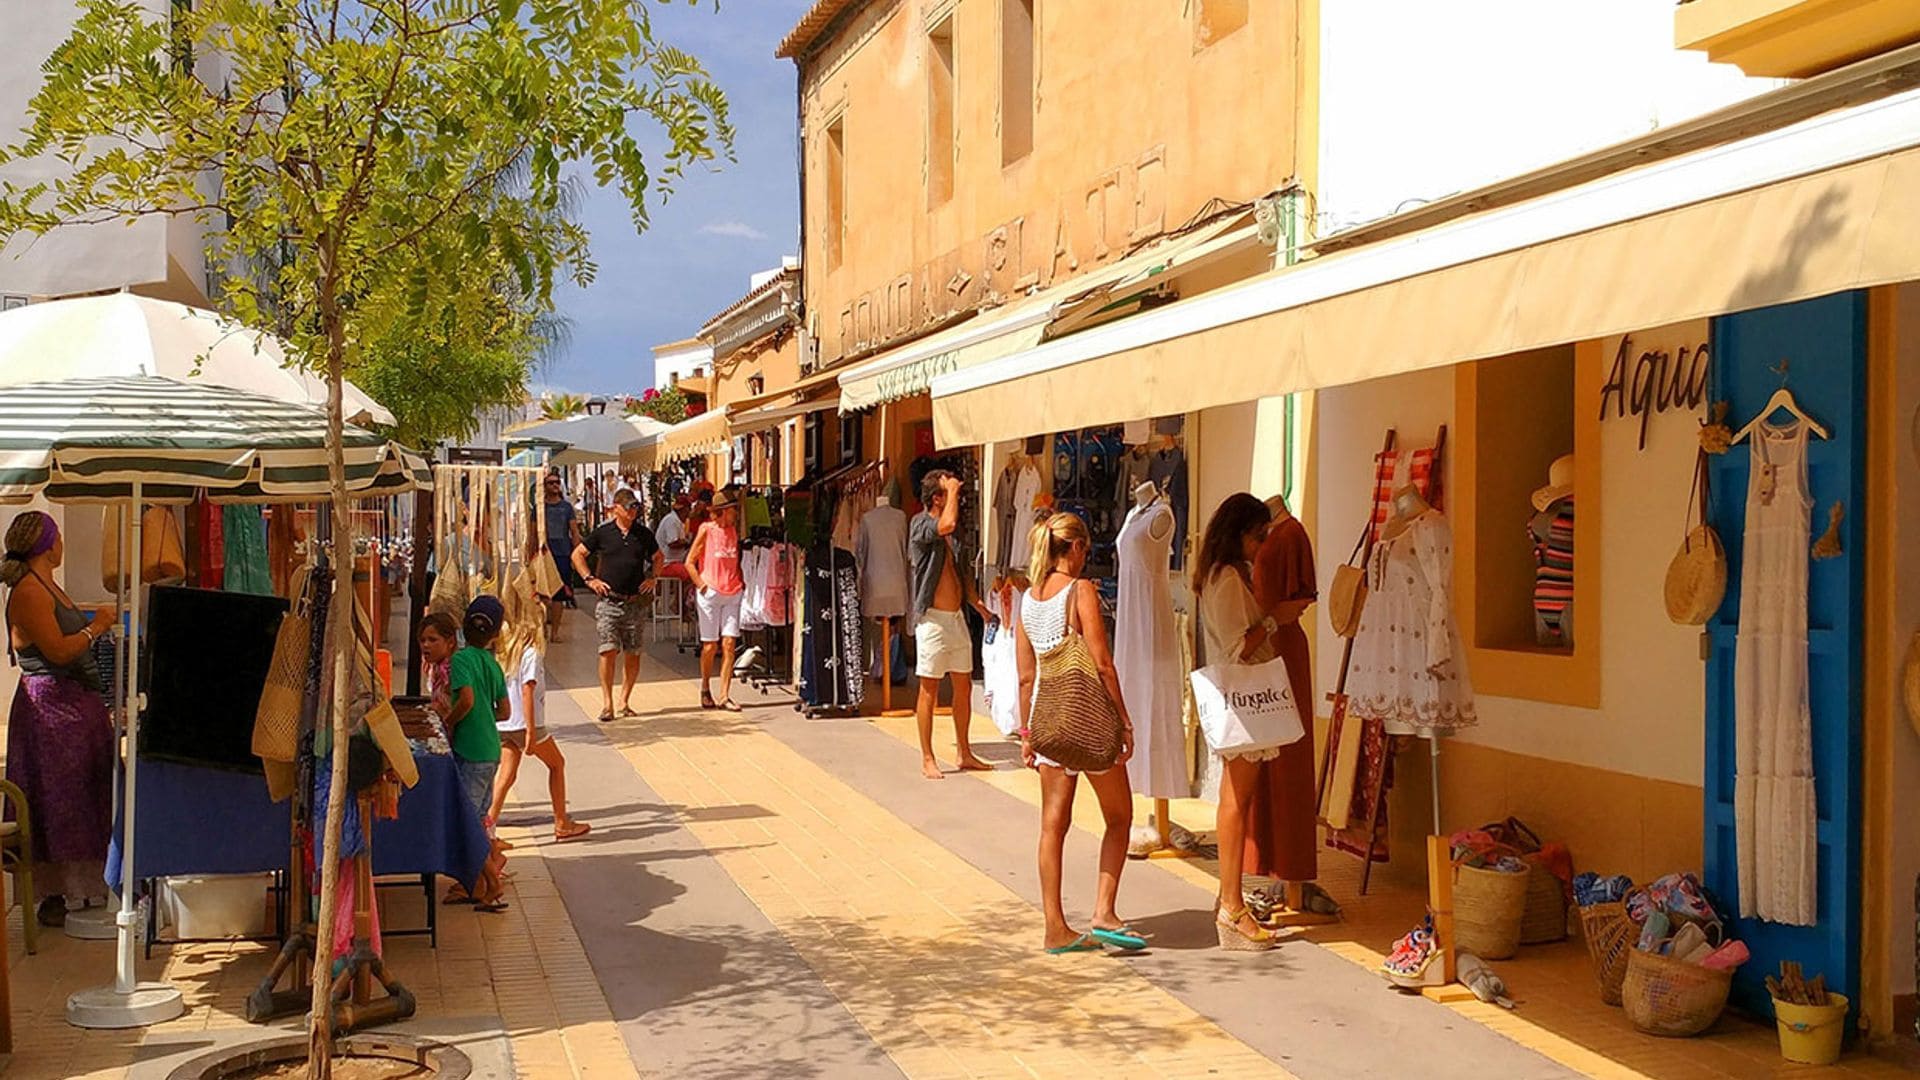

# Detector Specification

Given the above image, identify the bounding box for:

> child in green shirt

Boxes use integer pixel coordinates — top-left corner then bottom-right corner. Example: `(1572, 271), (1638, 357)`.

(437, 595), (509, 909)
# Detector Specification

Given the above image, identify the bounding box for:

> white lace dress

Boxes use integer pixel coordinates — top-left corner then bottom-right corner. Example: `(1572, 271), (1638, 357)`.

(1344, 512), (1477, 735)
(1733, 418), (1817, 925)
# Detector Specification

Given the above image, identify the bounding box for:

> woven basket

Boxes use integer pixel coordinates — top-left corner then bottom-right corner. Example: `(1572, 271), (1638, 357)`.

(1520, 859), (1570, 943)
(1454, 863), (1530, 960)
(251, 567), (312, 762)
(1578, 900), (1636, 1005)
(1622, 948), (1732, 1037)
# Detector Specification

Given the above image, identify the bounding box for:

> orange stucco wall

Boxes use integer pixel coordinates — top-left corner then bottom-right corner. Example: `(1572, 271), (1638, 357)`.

(797, 0), (1306, 367)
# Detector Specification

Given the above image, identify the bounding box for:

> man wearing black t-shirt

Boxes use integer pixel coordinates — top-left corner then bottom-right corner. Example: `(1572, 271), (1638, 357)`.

(572, 488), (661, 721)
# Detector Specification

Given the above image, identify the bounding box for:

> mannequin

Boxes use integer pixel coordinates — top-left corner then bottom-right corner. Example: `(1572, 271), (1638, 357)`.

(856, 490), (910, 713)
(1116, 481), (1185, 855)
(999, 452), (1043, 570)
(1147, 426), (1189, 568)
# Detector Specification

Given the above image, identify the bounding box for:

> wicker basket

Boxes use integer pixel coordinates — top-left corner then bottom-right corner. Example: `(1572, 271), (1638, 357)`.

(1622, 948), (1732, 1037)
(1454, 863), (1530, 960)
(1520, 859), (1570, 943)
(1578, 900), (1636, 1006)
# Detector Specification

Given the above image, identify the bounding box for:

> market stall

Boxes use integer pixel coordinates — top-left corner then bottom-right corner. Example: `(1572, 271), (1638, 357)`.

(0, 375), (432, 1030)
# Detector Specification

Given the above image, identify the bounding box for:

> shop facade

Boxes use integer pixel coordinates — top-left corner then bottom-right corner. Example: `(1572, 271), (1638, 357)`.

(927, 50), (1920, 1037)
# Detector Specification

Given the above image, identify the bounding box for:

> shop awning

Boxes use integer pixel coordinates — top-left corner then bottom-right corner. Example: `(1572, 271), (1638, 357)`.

(730, 390), (839, 436)
(620, 407), (728, 472)
(931, 86), (1920, 447)
(835, 211), (1265, 414)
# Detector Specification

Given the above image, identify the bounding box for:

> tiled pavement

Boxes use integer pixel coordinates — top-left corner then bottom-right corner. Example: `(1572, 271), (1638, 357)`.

(5, 603), (1916, 1078)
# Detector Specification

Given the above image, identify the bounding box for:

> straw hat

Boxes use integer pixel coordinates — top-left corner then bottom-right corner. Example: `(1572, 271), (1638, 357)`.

(1531, 455), (1575, 512)
(1662, 523), (1726, 626)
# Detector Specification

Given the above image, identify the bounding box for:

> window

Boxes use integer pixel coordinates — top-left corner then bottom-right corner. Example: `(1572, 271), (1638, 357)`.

(839, 411), (864, 466)
(747, 374), (765, 396)
(1000, 0), (1035, 166)
(824, 117), (847, 270)
(1453, 342), (1602, 707)
(1193, 0), (1248, 49)
(927, 17), (957, 207)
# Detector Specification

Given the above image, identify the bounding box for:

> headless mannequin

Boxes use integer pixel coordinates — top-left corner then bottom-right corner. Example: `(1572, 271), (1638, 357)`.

(871, 492), (908, 714)
(1126, 481), (1187, 856)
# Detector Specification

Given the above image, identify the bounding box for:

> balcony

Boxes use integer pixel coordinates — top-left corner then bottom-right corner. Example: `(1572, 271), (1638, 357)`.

(1676, 0), (1920, 78)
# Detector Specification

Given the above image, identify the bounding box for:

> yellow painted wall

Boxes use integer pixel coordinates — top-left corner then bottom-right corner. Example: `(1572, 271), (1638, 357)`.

(796, 0), (1305, 367)
(709, 332), (802, 413)
(1308, 320), (1716, 886)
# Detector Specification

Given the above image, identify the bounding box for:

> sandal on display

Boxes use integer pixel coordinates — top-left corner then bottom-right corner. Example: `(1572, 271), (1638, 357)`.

(1216, 906), (1277, 952)
(1045, 932), (1104, 955)
(1300, 881), (1343, 916)
(1380, 915), (1444, 989)
(1089, 926), (1149, 951)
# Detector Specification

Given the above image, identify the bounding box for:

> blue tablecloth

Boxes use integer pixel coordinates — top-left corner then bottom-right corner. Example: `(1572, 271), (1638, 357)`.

(107, 750), (488, 891)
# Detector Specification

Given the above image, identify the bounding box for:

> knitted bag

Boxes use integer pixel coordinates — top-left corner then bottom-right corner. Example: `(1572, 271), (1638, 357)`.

(1027, 579), (1123, 774)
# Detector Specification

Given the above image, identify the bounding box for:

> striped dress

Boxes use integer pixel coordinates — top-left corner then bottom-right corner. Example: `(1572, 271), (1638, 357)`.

(1532, 500), (1575, 645)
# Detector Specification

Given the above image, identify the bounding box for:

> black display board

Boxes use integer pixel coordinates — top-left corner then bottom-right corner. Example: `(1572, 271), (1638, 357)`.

(139, 585), (288, 773)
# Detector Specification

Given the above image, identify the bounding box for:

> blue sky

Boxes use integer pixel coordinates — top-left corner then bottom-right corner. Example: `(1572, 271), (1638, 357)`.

(543, 1), (814, 397)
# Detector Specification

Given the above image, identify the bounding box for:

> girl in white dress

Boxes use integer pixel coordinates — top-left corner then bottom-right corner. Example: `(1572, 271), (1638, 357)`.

(1016, 512), (1146, 954)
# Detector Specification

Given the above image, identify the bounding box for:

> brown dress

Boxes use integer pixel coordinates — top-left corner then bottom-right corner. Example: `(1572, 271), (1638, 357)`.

(1246, 515), (1318, 882)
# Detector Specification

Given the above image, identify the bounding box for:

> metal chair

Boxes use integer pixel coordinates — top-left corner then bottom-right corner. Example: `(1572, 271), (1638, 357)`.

(0, 779), (36, 954)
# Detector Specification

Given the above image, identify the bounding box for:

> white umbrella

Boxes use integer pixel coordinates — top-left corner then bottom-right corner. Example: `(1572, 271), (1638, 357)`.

(504, 412), (668, 466)
(0, 293), (396, 427)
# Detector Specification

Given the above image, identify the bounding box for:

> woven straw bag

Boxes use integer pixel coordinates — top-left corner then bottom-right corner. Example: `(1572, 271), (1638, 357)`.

(1622, 947), (1732, 1037)
(1579, 899), (1636, 1006)
(1453, 863), (1530, 960)
(1665, 451), (1727, 626)
(252, 566), (312, 763)
(1479, 817), (1570, 944)
(352, 599), (417, 788)
(1027, 580), (1123, 775)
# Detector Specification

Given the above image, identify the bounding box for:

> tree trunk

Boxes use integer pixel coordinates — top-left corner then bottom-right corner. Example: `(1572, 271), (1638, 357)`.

(309, 302), (356, 1080)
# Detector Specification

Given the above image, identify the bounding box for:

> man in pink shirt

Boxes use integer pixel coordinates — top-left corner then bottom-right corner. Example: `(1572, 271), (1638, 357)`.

(686, 490), (746, 711)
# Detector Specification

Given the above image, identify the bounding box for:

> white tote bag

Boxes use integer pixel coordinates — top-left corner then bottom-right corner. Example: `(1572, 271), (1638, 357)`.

(1189, 654), (1306, 756)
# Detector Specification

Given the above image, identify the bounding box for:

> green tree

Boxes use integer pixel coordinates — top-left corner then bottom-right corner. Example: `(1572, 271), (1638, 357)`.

(541, 391), (589, 420)
(0, 0), (731, 1069)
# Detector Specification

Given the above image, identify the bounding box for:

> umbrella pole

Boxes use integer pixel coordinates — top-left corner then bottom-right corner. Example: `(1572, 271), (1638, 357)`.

(68, 482), (186, 1028)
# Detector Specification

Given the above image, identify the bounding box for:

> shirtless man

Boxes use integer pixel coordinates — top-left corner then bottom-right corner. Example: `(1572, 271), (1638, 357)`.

(908, 469), (994, 779)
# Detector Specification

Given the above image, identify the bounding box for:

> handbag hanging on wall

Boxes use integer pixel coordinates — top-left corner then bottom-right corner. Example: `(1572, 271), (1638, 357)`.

(1664, 450), (1727, 626)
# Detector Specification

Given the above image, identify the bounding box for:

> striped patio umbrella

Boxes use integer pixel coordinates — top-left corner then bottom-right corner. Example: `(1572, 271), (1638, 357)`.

(0, 375), (430, 504)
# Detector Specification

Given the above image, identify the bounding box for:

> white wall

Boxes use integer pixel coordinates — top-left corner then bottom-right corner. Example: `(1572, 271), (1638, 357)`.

(1315, 0), (1783, 236)
(1311, 323), (1708, 785)
(0, 0), (194, 301)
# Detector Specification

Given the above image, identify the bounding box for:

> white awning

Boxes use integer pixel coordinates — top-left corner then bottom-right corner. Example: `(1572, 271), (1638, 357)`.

(932, 86), (1920, 447)
(619, 408), (728, 471)
(835, 211), (1265, 413)
(730, 391), (839, 436)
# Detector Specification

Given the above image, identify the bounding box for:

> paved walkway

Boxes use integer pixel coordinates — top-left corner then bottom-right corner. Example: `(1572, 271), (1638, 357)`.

(8, 603), (1914, 1078)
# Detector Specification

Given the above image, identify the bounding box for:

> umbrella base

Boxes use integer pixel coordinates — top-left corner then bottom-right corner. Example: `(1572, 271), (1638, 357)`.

(67, 982), (184, 1029)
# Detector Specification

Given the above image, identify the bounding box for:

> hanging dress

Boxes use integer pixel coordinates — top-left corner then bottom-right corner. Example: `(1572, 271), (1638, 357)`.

(1115, 501), (1186, 798)
(983, 583), (1024, 737)
(1343, 511), (1477, 735)
(1733, 418), (1817, 925)
(1248, 514), (1319, 881)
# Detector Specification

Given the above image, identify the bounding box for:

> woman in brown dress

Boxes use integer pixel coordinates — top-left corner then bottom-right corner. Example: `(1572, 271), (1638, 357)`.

(1246, 494), (1334, 915)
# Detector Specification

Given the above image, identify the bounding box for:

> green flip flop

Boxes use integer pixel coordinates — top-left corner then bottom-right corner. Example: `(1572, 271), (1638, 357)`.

(1045, 932), (1103, 955)
(1089, 926), (1149, 951)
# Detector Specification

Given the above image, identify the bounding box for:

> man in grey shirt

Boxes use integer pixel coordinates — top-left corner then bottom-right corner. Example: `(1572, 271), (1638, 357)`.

(908, 469), (992, 780)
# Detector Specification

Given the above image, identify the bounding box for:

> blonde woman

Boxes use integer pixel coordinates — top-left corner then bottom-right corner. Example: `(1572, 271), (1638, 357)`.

(490, 617), (591, 842)
(1015, 512), (1146, 954)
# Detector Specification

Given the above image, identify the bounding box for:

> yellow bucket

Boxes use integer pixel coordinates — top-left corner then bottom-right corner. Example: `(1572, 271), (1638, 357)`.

(1773, 992), (1848, 1066)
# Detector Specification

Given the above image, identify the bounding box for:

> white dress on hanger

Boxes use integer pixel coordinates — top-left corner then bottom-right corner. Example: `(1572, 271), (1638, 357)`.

(1733, 418), (1817, 925)
(1115, 501), (1186, 798)
(1344, 512), (1477, 736)
(983, 586), (1024, 737)
(1007, 466), (1043, 569)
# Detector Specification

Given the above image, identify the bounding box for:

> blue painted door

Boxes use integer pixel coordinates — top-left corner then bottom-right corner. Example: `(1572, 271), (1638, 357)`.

(1705, 291), (1865, 1018)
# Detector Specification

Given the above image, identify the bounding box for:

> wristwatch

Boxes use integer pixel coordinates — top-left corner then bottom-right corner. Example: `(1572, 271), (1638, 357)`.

(1260, 615), (1279, 635)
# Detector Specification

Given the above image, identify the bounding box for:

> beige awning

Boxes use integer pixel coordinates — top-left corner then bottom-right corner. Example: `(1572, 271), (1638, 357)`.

(932, 92), (1920, 447)
(731, 389), (839, 436)
(835, 211), (1264, 414)
(620, 407), (728, 472)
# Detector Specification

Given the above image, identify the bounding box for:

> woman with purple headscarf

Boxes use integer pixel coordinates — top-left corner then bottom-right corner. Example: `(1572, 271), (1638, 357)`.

(3, 510), (117, 928)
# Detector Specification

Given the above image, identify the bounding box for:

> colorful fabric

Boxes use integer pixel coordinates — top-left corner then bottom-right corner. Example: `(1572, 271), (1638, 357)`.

(1532, 502), (1574, 641)
(1574, 872), (1635, 907)
(221, 505), (274, 596)
(1324, 718), (1396, 863)
(1369, 447), (1437, 543)
(5, 674), (112, 900)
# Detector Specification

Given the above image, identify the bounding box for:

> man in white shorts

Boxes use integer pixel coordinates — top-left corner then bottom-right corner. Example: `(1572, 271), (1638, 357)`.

(908, 470), (994, 780)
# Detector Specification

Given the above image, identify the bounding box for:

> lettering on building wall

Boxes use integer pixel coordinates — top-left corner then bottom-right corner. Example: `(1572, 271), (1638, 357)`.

(1598, 333), (1710, 451)
(834, 146), (1169, 361)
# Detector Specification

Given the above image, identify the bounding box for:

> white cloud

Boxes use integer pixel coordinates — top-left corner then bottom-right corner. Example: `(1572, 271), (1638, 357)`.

(699, 220), (768, 241)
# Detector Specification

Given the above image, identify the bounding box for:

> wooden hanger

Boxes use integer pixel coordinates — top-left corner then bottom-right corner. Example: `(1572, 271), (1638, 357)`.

(1731, 359), (1829, 444)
